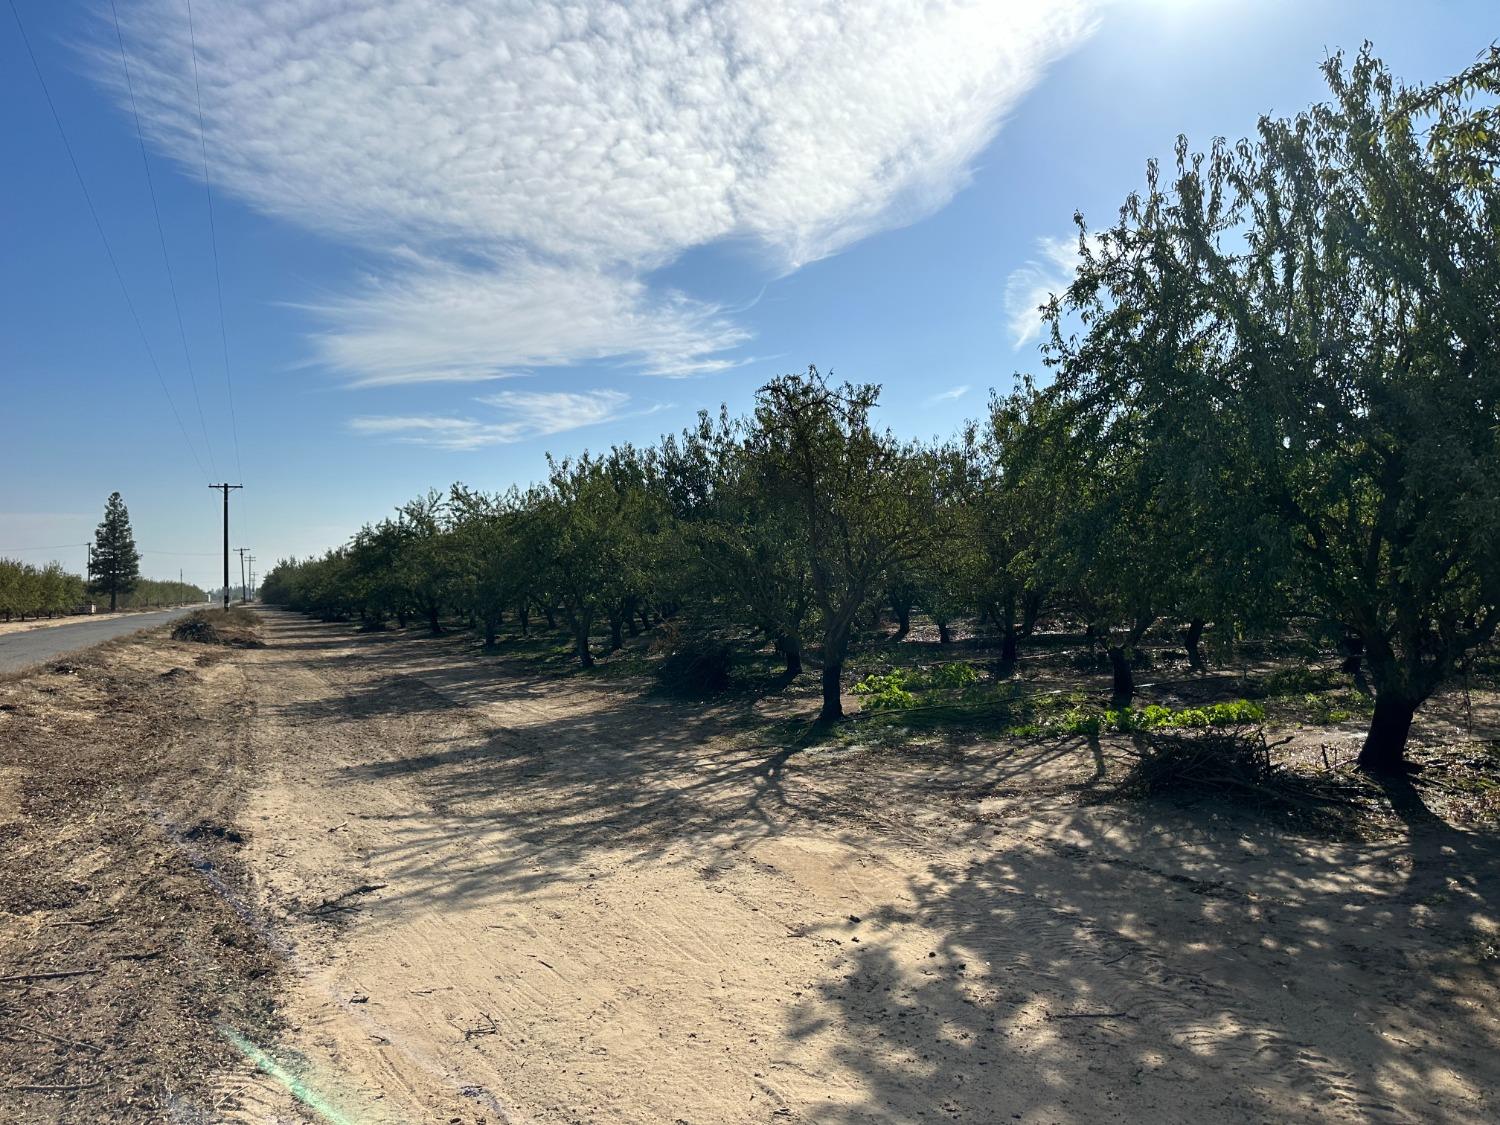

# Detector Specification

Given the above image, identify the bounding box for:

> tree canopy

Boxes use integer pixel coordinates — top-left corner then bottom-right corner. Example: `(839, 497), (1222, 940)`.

(261, 47), (1499, 771)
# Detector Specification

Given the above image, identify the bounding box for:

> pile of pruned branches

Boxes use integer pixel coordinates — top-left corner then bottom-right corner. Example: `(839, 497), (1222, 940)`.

(652, 622), (733, 696)
(1117, 726), (1277, 797)
(171, 608), (264, 648)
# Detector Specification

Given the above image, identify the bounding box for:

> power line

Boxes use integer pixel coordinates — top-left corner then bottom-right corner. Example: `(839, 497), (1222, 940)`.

(6, 0), (209, 480)
(185, 0), (242, 484)
(108, 0), (217, 477)
(0, 543), (219, 557)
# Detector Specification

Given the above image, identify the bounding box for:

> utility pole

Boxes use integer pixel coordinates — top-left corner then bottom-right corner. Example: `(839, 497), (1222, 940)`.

(235, 547), (252, 604)
(247, 555), (257, 602)
(208, 484), (243, 611)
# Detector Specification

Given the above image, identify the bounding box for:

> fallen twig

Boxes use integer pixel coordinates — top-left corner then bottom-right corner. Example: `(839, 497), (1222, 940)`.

(45, 918), (114, 928)
(308, 883), (388, 914)
(0, 969), (102, 984)
(7, 1079), (101, 1092)
(15, 1024), (102, 1053)
(461, 1013), (499, 1040)
(1048, 1010), (1134, 1021)
(2, 948), (164, 985)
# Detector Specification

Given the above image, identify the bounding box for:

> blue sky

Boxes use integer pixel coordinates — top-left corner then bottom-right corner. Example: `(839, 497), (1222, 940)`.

(1, 0), (1491, 587)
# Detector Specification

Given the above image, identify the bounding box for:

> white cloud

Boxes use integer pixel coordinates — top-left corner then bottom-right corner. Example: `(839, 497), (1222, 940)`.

(350, 388), (650, 450)
(1004, 234), (1086, 348)
(305, 257), (750, 387)
(107, 1), (1099, 386)
(927, 384), (972, 404)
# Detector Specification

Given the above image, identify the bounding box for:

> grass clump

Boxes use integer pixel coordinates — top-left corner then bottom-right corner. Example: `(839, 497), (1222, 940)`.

(1017, 698), (1266, 738)
(1255, 664), (1339, 698)
(853, 662), (981, 712)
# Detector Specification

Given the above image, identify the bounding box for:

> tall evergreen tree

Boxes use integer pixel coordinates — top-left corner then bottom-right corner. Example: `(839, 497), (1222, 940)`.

(89, 492), (141, 612)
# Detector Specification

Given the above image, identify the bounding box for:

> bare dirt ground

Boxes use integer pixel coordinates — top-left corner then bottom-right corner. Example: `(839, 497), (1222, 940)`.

(0, 628), (279, 1122)
(4, 610), (1499, 1123)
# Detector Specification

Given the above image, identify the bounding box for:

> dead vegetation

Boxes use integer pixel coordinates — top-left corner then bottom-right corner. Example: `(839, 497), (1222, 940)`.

(0, 629), (280, 1122)
(170, 607), (264, 649)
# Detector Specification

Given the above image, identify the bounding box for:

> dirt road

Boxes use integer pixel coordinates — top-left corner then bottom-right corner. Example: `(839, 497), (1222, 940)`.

(204, 611), (1498, 1124)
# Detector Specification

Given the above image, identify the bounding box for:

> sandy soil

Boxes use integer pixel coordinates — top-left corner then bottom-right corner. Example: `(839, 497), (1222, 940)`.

(207, 612), (1500, 1124)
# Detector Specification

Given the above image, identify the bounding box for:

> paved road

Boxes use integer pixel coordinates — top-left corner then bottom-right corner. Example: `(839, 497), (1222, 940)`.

(0, 606), (201, 675)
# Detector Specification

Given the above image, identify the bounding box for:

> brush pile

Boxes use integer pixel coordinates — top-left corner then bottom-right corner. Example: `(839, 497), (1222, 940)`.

(1118, 726), (1276, 797)
(170, 608), (264, 648)
(652, 622), (733, 696)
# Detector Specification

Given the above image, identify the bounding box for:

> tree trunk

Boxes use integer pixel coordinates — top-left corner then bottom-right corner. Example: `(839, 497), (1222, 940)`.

(1183, 618), (1206, 673)
(517, 604), (530, 636)
(109, 589), (118, 612)
(1108, 646), (1134, 702)
(777, 633), (803, 677)
(427, 604), (442, 635)
(1001, 618), (1018, 668)
(1339, 629), (1366, 688)
(1021, 589), (1042, 637)
(816, 621), (852, 726)
(608, 611), (624, 652)
(891, 597), (911, 641)
(396, 610), (408, 627)
(937, 621), (952, 646)
(820, 660), (843, 721)
(483, 613), (499, 647)
(575, 628), (594, 668)
(639, 608), (653, 633)
(1357, 693), (1419, 773)
(543, 605), (556, 630)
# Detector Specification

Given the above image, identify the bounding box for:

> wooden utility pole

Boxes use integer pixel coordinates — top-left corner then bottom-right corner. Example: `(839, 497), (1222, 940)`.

(208, 484), (242, 611)
(235, 547), (252, 604)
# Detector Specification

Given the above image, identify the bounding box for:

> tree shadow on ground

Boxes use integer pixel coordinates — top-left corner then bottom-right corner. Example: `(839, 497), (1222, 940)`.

(257, 611), (1500, 1120)
(794, 783), (1500, 1121)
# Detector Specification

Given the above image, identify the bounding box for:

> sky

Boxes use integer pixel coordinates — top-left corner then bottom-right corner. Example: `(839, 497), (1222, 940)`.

(1, 0), (1492, 588)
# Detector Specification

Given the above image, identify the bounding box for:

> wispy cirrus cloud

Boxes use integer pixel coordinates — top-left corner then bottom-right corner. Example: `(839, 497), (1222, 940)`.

(927, 384), (972, 404)
(1004, 233), (1099, 348)
(107, 1), (1099, 393)
(350, 388), (665, 451)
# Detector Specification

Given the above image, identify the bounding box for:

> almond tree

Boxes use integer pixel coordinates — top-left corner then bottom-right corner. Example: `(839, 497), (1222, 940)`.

(747, 369), (935, 720)
(659, 410), (812, 676)
(1049, 47), (1500, 770)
